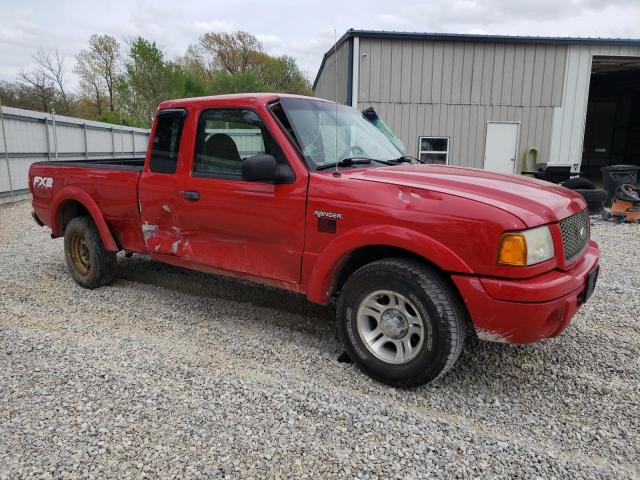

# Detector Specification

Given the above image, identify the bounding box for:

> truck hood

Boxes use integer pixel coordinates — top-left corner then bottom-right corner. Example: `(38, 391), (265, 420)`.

(346, 164), (586, 227)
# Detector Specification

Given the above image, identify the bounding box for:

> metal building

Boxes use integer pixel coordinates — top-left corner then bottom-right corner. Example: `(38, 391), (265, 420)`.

(314, 30), (640, 179)
(0, 106), (150, 204)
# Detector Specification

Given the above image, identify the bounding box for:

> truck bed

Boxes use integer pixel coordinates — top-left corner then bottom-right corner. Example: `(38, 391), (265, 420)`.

(35, 157), (145, 171)
(30, 158), (146, 253)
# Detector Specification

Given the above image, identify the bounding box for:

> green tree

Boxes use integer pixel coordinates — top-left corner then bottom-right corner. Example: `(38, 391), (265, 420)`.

(75, 34), (120, 115)
(208, 71), (266, 95)
(0, 80), (52, 111)
(75, 48), (105, 115)
(255, 55), (312, 95)
(91, 35), (120, 112)
(118, 37), (173, 126)
(196, 31), (263, 76)
(96, 110), (139, 127)
(6, 30), (312, 124)
(184, 31), (312, 95)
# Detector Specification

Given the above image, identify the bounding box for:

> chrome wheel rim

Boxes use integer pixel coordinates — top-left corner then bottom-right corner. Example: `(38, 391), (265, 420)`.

(356, 289), (425, 365)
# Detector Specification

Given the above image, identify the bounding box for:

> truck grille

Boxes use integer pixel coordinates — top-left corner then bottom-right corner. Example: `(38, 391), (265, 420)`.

(560, 209), (589, 261)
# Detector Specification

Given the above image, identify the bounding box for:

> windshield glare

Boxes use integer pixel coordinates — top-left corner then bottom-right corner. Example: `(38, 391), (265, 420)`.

(279, 98), (401, 169)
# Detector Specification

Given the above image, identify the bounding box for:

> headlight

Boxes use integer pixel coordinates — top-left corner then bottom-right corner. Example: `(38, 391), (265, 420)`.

(497, 225), (555, 266)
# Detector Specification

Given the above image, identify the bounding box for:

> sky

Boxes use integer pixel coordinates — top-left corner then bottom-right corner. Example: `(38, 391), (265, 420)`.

(1, 0), (639, 89)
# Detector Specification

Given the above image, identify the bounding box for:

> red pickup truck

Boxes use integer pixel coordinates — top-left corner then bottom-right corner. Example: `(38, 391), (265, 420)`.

(29, 93), (599, 386)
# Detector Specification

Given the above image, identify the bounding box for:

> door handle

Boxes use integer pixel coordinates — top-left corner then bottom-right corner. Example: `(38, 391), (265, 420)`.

(180, 190), (200, 201)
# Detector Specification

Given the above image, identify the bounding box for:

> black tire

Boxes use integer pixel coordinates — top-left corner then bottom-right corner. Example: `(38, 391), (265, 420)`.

(561, 177), (595, 190)
(574, 188), (607, 202)
(561, 177), (596, 190)
(573, 188), (607, 215)
(64, 216), (117, 289)
(336, 258), (466, 387)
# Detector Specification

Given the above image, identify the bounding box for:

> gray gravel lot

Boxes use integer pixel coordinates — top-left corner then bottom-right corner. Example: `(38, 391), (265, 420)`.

(1, 200), (639, 479)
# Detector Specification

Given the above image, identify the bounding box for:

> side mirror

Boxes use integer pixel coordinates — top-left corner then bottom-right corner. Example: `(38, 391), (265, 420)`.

(241, 154), (294, 183)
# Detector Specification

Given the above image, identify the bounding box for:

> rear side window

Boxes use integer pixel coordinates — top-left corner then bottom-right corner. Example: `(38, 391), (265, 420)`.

(150, 110), (186, 174)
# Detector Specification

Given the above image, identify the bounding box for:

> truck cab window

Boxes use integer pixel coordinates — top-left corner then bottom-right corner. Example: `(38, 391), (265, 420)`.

(193, 108), (284, 178)
(150, 111), (186, 174)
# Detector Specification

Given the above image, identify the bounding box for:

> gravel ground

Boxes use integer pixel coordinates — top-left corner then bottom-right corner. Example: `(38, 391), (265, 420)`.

(1, 200), (639, 479)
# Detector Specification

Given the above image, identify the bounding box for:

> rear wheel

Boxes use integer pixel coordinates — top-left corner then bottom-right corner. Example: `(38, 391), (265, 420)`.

(337, 258), (466, 386)
(64, 216), (117, 288)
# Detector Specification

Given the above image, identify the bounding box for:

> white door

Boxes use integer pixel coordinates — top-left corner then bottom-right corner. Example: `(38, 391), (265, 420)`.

(484, 122), (520, 173)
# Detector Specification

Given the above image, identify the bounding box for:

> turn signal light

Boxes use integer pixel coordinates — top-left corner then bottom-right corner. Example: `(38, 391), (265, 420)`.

(498, 234), (527, 266)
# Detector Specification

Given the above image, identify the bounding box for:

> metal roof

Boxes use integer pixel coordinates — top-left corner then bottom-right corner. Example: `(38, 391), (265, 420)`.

(313, 29), (640, 89)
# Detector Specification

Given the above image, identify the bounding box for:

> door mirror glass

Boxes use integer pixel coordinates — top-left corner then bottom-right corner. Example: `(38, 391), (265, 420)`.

(241, 154), (295, 183)
(242, 154), (279, 182)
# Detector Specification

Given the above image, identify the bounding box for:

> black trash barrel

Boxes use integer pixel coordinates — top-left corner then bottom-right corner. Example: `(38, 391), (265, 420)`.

(601, 165), (640, 206)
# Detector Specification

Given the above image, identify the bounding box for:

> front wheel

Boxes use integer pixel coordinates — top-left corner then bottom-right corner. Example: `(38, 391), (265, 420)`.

(64, 216), (117, 289)
(337, 258), (466, 386)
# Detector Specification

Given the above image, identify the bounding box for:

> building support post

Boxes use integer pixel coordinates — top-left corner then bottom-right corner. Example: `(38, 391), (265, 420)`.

(51, 110), (59, 161)
(0, 99), (14, 203)
(111, 127), (116, 159)
(350, 36), (360, 108)
(83, 123), (88, 160)
(44, 116), (51, 160)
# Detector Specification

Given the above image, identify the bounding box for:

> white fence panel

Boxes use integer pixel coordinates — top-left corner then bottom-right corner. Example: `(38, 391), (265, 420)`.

(57, 123), (85, 155)
(134, 133), (149, 153)
(86, 128), (113, 154)
(0, 105), (150, 202)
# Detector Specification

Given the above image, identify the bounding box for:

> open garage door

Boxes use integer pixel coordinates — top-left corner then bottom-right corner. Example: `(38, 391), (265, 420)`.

(582, 56), (640, 182)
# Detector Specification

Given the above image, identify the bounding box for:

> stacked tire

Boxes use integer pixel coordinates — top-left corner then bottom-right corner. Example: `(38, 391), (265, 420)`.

(560, 177), (607, 215)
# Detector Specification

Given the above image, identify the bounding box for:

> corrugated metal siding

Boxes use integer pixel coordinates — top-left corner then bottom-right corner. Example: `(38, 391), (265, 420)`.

(548, 46), (593, 166)
(0, 106), (149, 196)
(355, 38), (565, 167)
(360, 101), (554, 169)
(358, 39), (566, 107)
(548, 44), (640, 166)
(314, 41), (350, 104)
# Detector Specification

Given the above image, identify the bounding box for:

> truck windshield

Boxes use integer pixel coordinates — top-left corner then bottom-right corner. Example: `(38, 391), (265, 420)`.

(278, 97), (401, 170)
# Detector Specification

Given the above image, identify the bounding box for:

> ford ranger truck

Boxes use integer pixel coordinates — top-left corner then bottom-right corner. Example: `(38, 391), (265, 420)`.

(29, 94), (600, 386)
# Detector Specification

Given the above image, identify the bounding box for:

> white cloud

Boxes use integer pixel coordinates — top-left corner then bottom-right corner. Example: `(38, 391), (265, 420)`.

(255, 34), (283, 52)
(0, 0), (638, 90)
(192, 20), (237, 34)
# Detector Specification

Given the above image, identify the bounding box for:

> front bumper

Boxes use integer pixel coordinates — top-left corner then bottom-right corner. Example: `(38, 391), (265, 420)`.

(452, 241), (600, 344)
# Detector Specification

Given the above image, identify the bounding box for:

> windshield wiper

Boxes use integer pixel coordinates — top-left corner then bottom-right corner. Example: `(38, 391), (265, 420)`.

(388, 155), (424, 164)
(316, 157), (389, 171)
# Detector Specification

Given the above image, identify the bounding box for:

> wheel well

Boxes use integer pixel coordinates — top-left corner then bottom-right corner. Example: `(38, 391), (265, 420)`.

(59, 200), (90, 233)
(56, 200), (121, 251)
(330, 245), (474, 335)
(331, 245), (428, 297)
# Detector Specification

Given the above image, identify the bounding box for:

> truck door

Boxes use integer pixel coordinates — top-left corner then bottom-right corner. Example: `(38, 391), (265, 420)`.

(138, 109), (187, 255)
(174, 107), (307, 286)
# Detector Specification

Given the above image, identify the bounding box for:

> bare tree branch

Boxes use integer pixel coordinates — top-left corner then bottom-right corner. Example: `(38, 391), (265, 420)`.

(31, 48), (71, 113)
(17, 68), (56, 111)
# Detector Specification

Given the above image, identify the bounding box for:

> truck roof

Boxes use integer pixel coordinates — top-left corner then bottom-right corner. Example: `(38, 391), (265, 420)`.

(158, 93), (329, 110)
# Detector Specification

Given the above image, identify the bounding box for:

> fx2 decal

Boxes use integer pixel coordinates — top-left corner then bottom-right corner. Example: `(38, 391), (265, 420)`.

(33, 176), (53, 189)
